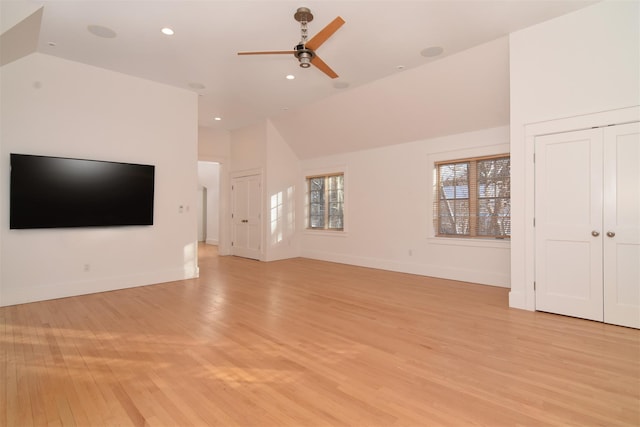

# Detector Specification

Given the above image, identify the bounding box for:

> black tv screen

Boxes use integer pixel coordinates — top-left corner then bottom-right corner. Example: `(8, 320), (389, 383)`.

(10, 153), (155, 229)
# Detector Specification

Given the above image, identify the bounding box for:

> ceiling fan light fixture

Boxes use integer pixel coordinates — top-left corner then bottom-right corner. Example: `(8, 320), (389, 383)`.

(296, 50), (313, 68)
(299, 58), (311, 68)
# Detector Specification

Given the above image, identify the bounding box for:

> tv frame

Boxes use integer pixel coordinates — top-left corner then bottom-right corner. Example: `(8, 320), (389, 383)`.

(9, 153), (155, 230)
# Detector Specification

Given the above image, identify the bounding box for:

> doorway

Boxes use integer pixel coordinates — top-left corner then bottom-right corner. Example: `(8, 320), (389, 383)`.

(197, 161), (221, 245)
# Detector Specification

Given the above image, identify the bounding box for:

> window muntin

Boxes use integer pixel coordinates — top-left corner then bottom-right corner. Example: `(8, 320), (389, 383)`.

(435, 155), (510, 238)
(307, 173), (344, 230)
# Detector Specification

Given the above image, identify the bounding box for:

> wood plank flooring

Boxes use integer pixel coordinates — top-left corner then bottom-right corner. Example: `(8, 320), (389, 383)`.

(2, 244), (639, 426)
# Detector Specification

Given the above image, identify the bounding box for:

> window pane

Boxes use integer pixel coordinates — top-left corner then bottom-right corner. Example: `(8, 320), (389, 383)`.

(439, 163), (468, 199)
(310, 178), (324, 191)
(310, 203), (323, 216)
(310, 191), (322, 203)
(310, 215), (324, 228)
(478, 198), (511, 236)
(476, 157), (510, 237)
(437, 162), (470, 235)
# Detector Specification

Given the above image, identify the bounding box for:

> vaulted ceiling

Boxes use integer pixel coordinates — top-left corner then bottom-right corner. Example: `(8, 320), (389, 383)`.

(2, 1), (598, 158)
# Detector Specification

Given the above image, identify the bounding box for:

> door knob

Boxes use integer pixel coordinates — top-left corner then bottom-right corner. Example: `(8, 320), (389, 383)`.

(606, 231), (615, 238)
(591, 231), (600, 237)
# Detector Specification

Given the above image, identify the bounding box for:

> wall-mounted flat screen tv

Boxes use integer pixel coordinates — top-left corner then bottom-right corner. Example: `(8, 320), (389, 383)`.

(10, 153), (155, 229)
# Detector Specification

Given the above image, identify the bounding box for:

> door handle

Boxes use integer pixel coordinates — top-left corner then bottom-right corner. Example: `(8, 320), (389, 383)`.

(591, 231), (600, 237)
(606, 231), (615, 238)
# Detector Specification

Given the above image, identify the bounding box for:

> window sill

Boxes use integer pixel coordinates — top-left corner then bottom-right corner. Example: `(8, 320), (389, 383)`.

(304, 229), (348, 238)
(428, 236), (510, 249)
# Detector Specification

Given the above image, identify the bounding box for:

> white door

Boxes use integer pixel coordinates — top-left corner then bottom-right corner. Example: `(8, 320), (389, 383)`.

(603, 123), (640, 328)
(231, 174), (262, 260)
(535, 124), (640, 328)
(535, 129), (604, 321)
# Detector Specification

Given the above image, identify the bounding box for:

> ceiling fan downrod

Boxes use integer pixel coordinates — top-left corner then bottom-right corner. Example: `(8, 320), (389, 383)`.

(295, 7), (314, 68)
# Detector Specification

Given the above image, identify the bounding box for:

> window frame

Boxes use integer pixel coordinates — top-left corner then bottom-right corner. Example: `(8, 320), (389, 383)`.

(435, 153), (510, 239)
(305, 172), (345, 232)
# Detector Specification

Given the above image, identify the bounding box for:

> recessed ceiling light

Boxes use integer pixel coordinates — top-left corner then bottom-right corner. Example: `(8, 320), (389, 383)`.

(286, 74), (295, 80)
(161, 27), (175, 36)
(396, 65), (406, 71)
(47, 42), (57, 47)
(87, 25), (117, 39)
(333, 81), (349, 89)
(188, 82), (205, 90)
(214, 117), (222, 121)
(421, 46), (444, 58)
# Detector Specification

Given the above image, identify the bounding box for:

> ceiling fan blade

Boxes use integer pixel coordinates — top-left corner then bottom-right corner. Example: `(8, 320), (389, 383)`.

(305, 16), (345, 51)
(311, 55), (339, 79)
(237, 51), (295, 55)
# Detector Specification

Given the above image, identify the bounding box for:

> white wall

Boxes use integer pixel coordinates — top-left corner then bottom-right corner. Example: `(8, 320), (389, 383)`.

(230, 122), (266, 173)
(0, 53), (198, 306)
(198, 126), (230, 160)
(509, 0), (640, 309)
(265, 120), (300, 261)
(197, 161), (220, 245)
(299, 126), (511, 287)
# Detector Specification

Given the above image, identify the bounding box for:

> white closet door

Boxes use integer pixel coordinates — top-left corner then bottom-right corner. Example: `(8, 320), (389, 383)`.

(535, 129), (604, 321)
(231, 174), (262, 260)
(603, 123), (640, 329)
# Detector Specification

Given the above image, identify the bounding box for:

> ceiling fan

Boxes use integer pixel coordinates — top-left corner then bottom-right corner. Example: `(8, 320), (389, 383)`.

(237, 7), (345, 79)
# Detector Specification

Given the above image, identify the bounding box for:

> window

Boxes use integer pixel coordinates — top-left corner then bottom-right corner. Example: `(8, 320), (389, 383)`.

(435, 155), (510, 238)
(307, 173), (344, 230)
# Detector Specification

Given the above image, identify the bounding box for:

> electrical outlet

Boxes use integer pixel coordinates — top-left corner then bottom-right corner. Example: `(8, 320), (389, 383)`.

(83, 263), (90, 272)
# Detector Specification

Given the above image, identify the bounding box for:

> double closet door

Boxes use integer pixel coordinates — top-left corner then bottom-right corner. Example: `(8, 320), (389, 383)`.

(231, 174), (262, 260)
(535, 122), (639, 328)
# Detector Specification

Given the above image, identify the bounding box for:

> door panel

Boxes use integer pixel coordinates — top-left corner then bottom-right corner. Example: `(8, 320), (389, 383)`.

(231, 174), (262, 260)
(603, 123), (640, 328)
(246, 175), (262, 254)
(535, 129), (604, 321)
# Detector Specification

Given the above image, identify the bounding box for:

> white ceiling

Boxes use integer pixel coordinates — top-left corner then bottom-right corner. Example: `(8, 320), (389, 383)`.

(2, 0), (598, 155)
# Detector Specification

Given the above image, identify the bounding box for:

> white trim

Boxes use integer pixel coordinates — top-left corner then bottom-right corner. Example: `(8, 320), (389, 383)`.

(428, 237), (510, 249)
(0, 267), (193, 307)
(303, 230), (348, 238)
(230, 167), (263, 180)
(300, 249), (510, 288)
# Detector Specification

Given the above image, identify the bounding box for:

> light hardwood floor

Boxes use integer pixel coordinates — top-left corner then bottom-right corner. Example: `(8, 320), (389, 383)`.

(2, 244), (639, 426)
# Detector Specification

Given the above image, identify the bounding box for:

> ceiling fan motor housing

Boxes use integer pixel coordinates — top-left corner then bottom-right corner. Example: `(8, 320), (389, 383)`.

(294, 43), (315, 68)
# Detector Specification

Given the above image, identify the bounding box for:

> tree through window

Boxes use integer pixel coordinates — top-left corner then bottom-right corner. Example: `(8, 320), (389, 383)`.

(307, 173), (344, 230)
(435, 155), (510, 238)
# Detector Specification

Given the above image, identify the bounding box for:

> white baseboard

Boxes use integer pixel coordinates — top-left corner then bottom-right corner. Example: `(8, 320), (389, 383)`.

(300, 250), (510, 288)
(0, 267), (197, 307)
